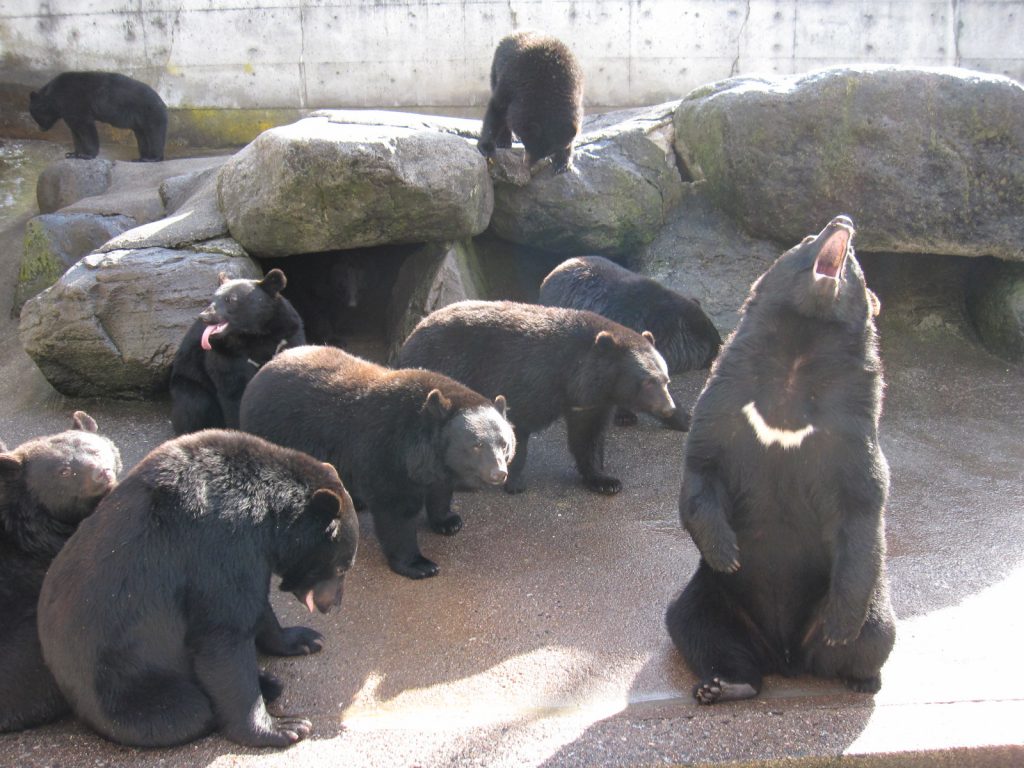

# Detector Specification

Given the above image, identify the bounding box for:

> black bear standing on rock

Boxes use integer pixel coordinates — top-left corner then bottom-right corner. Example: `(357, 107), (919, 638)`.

(396, 300), (677, 496)
(38, 430), (358, 749)
(478, 31), (583, 175)
(29, 72), (167, 161)
(665, 216), (896, 703)
(240, 346), (516, 580)
(0, 412), (121, 733)
(539, 255), (723, 430)
(169, 268), (305, 435)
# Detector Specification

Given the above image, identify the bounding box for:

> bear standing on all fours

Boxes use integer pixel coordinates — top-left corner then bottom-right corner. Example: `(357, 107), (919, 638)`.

(396, 300), (677, 496)
(29, 71), (168, 162)
(0, 412), (121, 733)
(37, 430), (358, 749)
(239, 345), (516, 580)
(539, 255), (723, 430)
(169, 268), (305, 435)
(478, 31), (583, 175)
(664, 216), (896, 703)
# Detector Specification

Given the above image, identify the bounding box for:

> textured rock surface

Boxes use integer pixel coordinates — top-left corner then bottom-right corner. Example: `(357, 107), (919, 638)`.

(15, 212), (136, 311)
(35, 158), (114, 214)
(385, 240), (487, 362)
(488, 102), (685, 256)
(631, 183), (782, 335)
(19, 240), (260, 398)
(674, 67), (1024, 261)
(967, 258), (1024, 361)
(218, 113), (493, 257)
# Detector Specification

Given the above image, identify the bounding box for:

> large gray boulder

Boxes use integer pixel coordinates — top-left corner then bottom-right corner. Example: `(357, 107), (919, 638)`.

(674, 67), (1024, 261)
(488, 103), (685, 256)
(19, 240), (260, 398)
(218, 113), (494, 257)
(15, 213), (136, 311)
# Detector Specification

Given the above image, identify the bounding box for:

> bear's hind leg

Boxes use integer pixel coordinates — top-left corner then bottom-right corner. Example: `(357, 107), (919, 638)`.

(666, 565), (766, 705)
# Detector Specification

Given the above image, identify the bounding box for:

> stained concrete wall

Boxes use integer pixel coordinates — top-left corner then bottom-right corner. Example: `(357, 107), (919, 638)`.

(1, 0), (1020, 113)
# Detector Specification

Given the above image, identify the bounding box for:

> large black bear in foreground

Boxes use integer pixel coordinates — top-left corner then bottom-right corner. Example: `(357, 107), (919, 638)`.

(169, 269), (305, 435)
(665, 216), (896, 703)
(0, 412), (120, 733)
(38, 430), (358, 748)
(29, 71), (167, 161)
(396, 300), (677, 496)
(478, 31), (583, 175)
(539, 255), (723, 430)
(240, 346), (516, 580)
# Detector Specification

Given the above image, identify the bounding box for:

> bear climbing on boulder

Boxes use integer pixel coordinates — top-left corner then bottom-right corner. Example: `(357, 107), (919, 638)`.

(29, 71), (168, 161)
(396, 300), (676, 496)
(169, 268), (305, 435)
(0, 412), (121, 733)
(38, 429), (358, 748)
(478, 31), (583, 175)
(539, 255), (722, 430)
(240, 345), (515, 580)
(664, 216), (896, 703)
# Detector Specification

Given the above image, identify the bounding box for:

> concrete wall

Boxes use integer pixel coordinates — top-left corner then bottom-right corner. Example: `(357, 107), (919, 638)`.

(1, 0), (1020, 112)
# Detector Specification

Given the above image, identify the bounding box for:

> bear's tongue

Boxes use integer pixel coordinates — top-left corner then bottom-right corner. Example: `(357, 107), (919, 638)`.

(200, 322), (228, 351)
(304, 590), (318, 614)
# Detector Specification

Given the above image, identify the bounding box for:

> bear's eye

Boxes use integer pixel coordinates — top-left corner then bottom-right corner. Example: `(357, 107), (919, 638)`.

(228, 294), (239, 304)
(59, 467), (72, 478)
(472, 442), (484, 452)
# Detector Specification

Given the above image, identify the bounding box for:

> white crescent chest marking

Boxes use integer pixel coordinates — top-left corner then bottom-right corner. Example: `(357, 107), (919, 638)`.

(742, 401), (814, 450)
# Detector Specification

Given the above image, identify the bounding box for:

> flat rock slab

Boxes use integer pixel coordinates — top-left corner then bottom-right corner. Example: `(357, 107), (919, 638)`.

(19, 240), (260, 398)
(218, 114), (494, 257)
(488, 102), (685, 256)
(675, 66), (1024, 261)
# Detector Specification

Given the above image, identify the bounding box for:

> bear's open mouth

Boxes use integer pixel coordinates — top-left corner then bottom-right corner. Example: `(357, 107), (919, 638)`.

(813, 219), (854, 281)
(200, 322), (229, 351)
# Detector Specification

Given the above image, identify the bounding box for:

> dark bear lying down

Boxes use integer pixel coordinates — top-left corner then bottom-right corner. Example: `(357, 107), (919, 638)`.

(665, 215), (895, 703)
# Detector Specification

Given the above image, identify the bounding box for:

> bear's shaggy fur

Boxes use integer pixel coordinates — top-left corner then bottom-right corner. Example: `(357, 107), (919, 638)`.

(0, 412), (120, 732)
(664, 216), (896, 703)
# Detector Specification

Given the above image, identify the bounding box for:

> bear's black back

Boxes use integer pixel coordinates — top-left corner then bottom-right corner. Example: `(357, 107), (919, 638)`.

(539, 256), (722, 372)
(30, 72), (166, 132)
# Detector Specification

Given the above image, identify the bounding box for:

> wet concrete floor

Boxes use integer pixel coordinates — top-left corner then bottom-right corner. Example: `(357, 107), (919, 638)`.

(0, 141), (1022, 767)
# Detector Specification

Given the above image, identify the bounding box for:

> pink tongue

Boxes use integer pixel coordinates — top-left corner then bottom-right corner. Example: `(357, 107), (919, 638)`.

(304, 590), (317, 614)
(200, 323), (228, 351)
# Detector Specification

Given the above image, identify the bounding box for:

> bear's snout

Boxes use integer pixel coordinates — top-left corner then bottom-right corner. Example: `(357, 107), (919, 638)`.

(488, 466), (509, 485)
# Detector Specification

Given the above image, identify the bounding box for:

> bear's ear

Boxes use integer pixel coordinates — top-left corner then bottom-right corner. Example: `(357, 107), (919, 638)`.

(217, 271), (230, 285)
(259, 269), (287, 296)
(423, 389), (453, 420)
(642, 330), (656, 346)
(72, 410), (98, 433)
(308, 488), (342, 532)
(867, 288), (881, 317)
(594, 330), (619, 352)
(494, 394), (508, 418)
(0, 453), (23, 479)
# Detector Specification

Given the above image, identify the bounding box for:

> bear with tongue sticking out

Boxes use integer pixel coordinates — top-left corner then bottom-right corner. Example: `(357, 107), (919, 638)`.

(169, 269), (305, 435)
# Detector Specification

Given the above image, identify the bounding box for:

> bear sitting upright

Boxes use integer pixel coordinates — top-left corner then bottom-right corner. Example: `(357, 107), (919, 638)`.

(0, 411), (121, 733)
(29, 71), (167, 161)
(539, 255), (723, 430)
(478, 31), (583, 175)
(38, 429), (359, 749)
(665, 216), (896, 703)
(169, 268), (305, 435)
(240, 345), (515, 580)
(396, 300), (677, 496)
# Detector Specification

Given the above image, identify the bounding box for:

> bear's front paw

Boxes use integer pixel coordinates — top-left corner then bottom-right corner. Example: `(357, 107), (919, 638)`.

(701, 537), (741, 574)
(274, 626), (325, 656)
(822, 606), (862, 647)
(391, 555), (440, 580)
(503, 477), (527, 494)
(478, 140), (496, 157)
(430, 514), (463, 536)
(661, 407), (692, 432)
(584, 474), (622, 495)
(694, 677), (758, 704)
